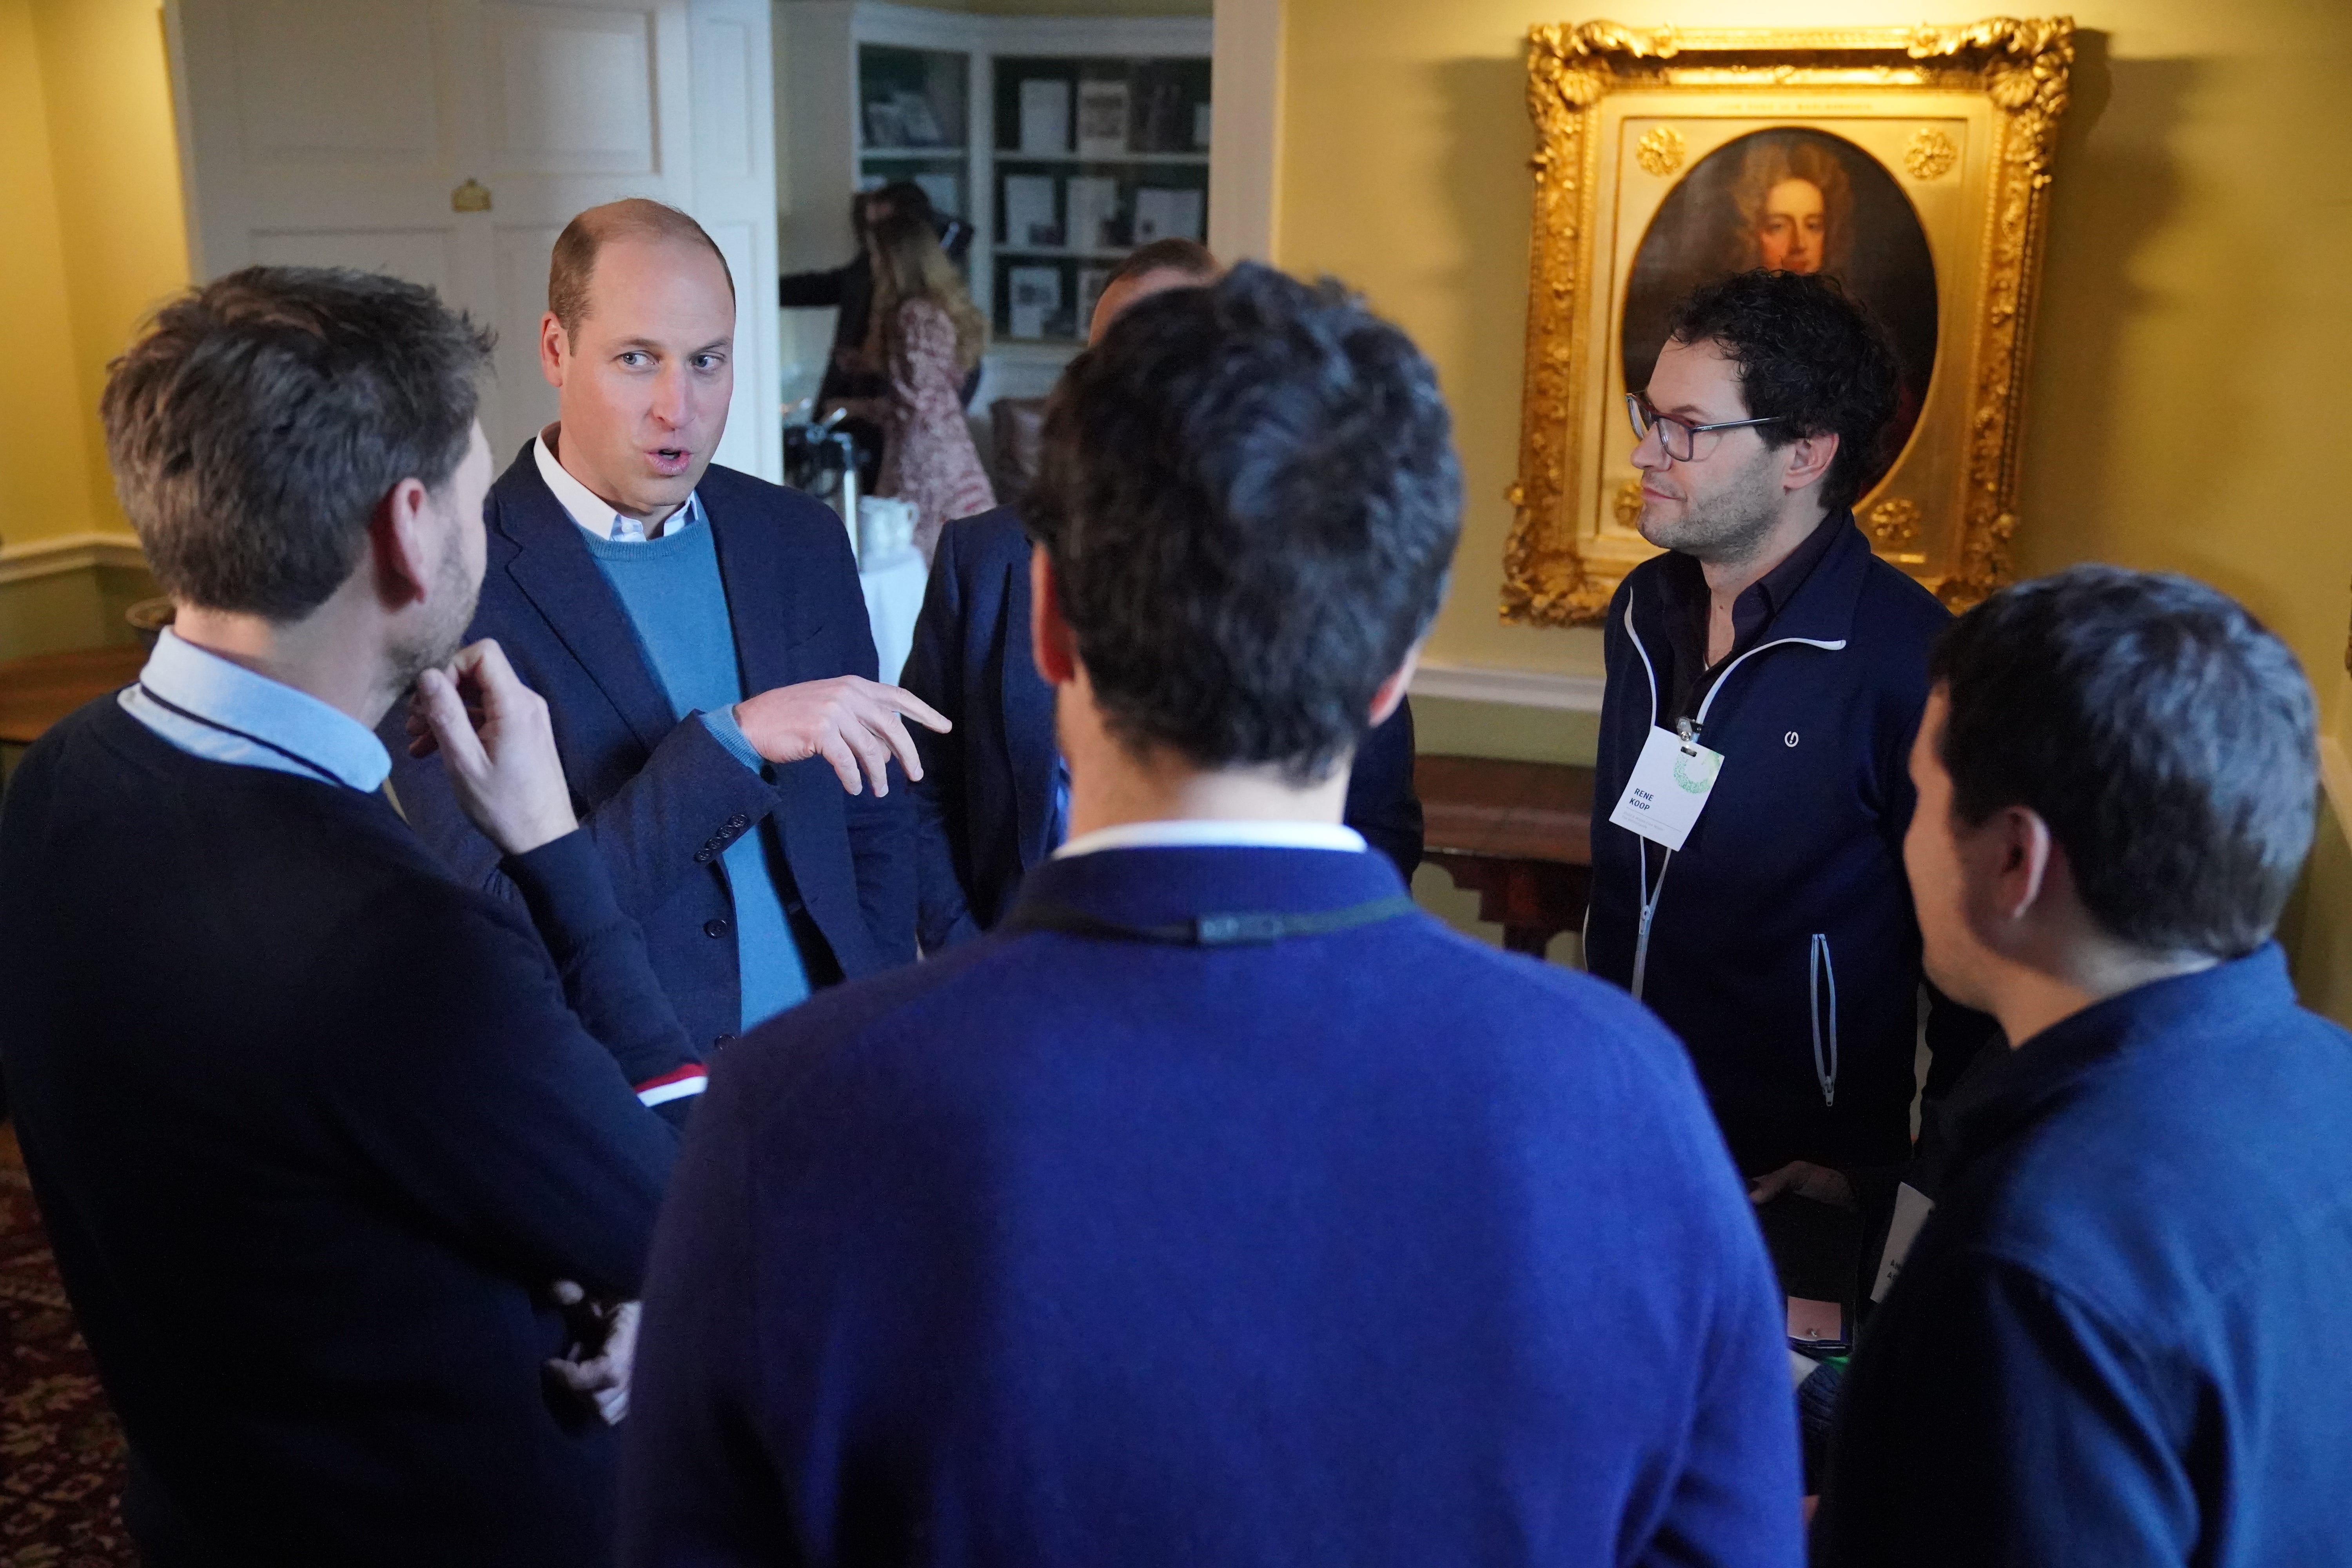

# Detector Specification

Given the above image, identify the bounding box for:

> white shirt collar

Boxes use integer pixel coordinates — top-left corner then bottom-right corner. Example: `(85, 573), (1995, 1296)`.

(1053, 820), (1368, 860)
(123, 627), (391, 791)
(534, 429), (699, 543)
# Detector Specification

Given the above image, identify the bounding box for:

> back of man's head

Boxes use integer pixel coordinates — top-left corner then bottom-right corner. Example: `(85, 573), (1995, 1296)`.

(1105, 237), (1219, 289)
(1665, 269), (1898, 511)
(102, 266), (494, 622)
(1027, 263), (1460, 782)
(1932, 565), (2318, 959)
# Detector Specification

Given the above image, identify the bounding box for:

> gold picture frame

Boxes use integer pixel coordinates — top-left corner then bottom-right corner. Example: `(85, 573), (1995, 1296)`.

(1502, 18), (2074, 625)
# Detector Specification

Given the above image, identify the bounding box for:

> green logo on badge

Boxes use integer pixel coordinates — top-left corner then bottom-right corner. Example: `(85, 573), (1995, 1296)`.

(1672, 748), (1719, 795)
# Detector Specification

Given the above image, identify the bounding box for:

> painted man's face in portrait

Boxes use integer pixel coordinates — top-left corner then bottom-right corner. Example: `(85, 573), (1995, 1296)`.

(1757, 178), (1827, 274)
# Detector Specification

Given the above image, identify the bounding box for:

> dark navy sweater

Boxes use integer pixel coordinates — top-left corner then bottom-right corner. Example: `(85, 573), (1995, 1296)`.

(621, 844), (1802, 1568)
(1816, 947), (2352, 1565)
(0, 700), (690, 1566)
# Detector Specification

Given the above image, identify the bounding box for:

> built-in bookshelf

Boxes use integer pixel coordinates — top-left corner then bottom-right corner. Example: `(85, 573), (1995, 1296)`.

(778, 4), (1212, 402)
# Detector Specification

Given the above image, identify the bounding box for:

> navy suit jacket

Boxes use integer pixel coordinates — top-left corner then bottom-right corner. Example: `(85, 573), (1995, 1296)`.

(388, 444), (915, 1057)
(621, 843), (1802, 1568)
(900, 504), (1425, 948)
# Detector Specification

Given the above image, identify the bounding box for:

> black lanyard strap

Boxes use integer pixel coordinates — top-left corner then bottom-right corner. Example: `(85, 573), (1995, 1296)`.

(135, 683), (347, 788)
(1004, 893), (1418, 948)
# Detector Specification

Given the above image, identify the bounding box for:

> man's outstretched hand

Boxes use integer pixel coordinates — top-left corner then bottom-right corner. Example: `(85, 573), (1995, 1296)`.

(408, 639), (579, 856)
(732, 676), (951, 797)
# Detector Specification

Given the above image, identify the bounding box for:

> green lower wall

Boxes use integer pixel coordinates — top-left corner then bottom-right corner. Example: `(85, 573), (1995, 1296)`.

(1412, 694), (1599, 768)
(0, 561), (154, 662)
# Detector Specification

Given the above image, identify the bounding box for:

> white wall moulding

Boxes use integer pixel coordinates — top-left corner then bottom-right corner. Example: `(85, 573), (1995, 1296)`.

(1408, 660), (1606, 713)
(0, 535), (151, 588)
(1207, 0), (1277, 262)
(171, 0), (783, 482)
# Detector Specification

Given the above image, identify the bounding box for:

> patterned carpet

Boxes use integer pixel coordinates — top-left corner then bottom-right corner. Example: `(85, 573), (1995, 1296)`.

(0, 1137), (133, 1566)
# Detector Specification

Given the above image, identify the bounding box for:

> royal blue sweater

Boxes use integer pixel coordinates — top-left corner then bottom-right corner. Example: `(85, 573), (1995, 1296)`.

(620, 844), (1802, 1568)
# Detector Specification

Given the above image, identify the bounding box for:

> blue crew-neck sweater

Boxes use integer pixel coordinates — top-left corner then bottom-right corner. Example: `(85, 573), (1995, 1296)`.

(580, 521), (810, 1026)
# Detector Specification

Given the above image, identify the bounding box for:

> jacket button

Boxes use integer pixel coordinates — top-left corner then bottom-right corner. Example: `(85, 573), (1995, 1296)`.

(704, 917), (730, 938)
(693, 848), (713, 863)
(712, 1032), (735, 1053)
(726, 813), (749, 829)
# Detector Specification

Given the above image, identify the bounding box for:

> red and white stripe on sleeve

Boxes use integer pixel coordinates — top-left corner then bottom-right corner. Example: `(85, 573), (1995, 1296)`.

(634, 1062), (709, 1109)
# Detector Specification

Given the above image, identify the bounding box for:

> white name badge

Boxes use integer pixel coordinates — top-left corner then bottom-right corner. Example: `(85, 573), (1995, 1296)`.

(1870, 1182), (1938, 1304)
(1608, 726), (1726, 852)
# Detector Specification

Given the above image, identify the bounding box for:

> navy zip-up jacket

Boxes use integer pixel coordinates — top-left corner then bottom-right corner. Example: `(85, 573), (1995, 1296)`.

(1816, 945), (2352, 1565)
(1588, 514), (1958, 1173)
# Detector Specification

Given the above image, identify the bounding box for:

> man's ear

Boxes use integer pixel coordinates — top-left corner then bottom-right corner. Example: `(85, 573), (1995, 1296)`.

(1980, 803), (2058, 926)
(1028, 544), (1077, 686)
(1369, 640), (1423, 727)
(538, 312), (569, 390)
(369, 478), (436, 612)
(1779, 428), (1839, 495)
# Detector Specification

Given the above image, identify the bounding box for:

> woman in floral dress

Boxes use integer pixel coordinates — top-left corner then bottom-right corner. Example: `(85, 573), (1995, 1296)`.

(866, 211), (996, 563)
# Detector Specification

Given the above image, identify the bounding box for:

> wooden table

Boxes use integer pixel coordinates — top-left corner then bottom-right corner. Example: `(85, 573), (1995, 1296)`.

(1414, 754), (1596, 957)
(0, 644), (149, 747)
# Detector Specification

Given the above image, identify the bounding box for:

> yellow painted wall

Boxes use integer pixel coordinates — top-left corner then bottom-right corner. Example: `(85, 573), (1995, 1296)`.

(1276, 0), (2352, 721)
(1276, 0), (2352, 1006)
(0, 0), (189, 551)
(0, 0), (96, 550)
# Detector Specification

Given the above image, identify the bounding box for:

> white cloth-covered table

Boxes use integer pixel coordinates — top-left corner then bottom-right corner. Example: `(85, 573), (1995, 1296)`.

(858, 546), (929, 686)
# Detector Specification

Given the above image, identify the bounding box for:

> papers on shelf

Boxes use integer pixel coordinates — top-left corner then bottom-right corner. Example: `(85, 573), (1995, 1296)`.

(1193, 102), (1213, 149)
(1076, 265), (1113, 339)
(1076, 80), (1130, 158)
(1008, 265), (1063, 340)
(864, 101), (908, 148)
(1065, 177), (1120, 251)
(1018, 79), (1070, 154)
(893, 91), (944, 147)
(1132, 186), (1204, 245)
(1003, 175), (1060, 247)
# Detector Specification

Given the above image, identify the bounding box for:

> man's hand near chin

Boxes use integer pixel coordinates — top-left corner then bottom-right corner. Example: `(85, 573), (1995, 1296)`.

(406, 639), (580, 856)
(732, 677), (951, 798)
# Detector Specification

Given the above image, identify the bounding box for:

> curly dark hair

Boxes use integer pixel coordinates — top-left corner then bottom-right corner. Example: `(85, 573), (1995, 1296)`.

(1664, 269), (1899, 511)
(1025, 263), (1461, 782)
(1931, 566), (2318, 959)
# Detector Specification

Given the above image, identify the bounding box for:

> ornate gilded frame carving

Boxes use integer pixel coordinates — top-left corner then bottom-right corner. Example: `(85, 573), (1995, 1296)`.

(1503, 18), (2074, 624)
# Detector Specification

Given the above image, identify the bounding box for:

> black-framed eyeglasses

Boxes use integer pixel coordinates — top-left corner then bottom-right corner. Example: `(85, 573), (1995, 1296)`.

(1626, 393), (1782, 463)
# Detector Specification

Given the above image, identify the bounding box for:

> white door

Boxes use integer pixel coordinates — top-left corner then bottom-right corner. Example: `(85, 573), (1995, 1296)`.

(167, 0), (781, 481)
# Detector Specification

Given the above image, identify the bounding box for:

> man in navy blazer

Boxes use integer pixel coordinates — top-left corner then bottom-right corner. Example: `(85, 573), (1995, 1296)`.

(621, 265), (1800, 1568)
(389, 201), (947, 1060)
(904, 241), (1423, 946)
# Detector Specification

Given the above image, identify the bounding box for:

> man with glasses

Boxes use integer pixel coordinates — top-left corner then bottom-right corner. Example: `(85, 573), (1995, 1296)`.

(1586, 271), (1995, 1283)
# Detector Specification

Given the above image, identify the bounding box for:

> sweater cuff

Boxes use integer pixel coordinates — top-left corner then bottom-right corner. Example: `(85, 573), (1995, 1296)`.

(503, 829), (626, 959)
(698, 707), (767, 775)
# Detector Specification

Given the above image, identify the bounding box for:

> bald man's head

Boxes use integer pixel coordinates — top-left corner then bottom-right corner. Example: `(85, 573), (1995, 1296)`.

(1088, 239), (1222, 345)
(548, 198), (735, 340)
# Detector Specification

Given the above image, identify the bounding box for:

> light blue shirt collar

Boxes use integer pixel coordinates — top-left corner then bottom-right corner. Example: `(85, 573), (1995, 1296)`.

(534, 430), (702, 543)
(118, 628), (392, 792)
